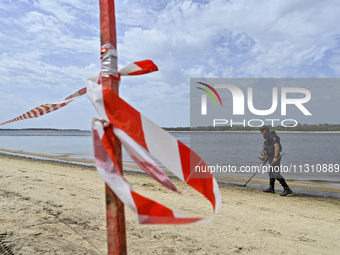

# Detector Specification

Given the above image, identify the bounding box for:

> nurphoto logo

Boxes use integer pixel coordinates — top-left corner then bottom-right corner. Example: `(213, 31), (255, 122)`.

(194, 79), (312, 128)
(196, 82), (223, 115)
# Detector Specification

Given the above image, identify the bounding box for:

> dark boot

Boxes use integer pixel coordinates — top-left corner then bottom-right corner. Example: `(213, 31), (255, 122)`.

(263, 178), (275, 193)
(278, 178), (293, 196)
(280, 189), (293, 196)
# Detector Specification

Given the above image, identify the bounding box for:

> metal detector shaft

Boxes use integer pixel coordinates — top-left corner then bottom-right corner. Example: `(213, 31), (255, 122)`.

(243, 158), (268, 187)
(243, 152), (286, 186)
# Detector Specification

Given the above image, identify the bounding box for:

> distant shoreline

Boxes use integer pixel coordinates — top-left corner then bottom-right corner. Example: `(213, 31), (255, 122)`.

(0, 128), (87, 132)
(168, 130), (340, 133)
(175, 131), (340, 134)
(1, 128), (340, 133)
(164, 123), (340, 132)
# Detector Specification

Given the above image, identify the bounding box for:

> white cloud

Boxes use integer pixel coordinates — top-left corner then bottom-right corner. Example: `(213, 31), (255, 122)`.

(0, 52), (99, 89)
(114, 0), (340, 127)
(118, 0), (340, 78)
(330, 53), (340, 75)
(1, 0), (340, 129)
(15, 11), (99, 53)
(33, 0), (98, 23)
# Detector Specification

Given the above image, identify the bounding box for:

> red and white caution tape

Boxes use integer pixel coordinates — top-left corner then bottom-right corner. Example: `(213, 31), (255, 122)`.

(88, 74), (222, 224)
(0, 87), (87, 126)
(0, 60), (158, 126)
(119, 60), (158, 76)
(0, 59), (221, 224)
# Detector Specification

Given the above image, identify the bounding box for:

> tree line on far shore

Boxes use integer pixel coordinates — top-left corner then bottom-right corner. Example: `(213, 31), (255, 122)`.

(2, 124), (339, 132)
(163, 123), (340, 132)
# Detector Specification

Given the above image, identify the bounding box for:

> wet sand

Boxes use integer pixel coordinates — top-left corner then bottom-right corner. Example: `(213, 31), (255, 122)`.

(1, 152), (340, 254)
(1, 148), (339, 195)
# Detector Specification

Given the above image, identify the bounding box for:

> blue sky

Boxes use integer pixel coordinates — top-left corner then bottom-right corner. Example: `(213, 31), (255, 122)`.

(0, 0), (340, 130)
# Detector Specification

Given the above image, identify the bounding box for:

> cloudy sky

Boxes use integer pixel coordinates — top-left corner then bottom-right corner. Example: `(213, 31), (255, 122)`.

(0, 0), (340, 130)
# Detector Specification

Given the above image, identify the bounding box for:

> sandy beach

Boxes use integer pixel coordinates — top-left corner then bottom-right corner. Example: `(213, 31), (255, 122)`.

(1, 153), (340, 254)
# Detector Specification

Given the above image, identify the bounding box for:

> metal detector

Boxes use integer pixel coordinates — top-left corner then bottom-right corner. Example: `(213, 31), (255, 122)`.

(243, 152), (286, 187)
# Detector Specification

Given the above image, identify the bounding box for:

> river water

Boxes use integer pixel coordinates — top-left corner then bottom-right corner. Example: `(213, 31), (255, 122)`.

(0, 130), (339, 187)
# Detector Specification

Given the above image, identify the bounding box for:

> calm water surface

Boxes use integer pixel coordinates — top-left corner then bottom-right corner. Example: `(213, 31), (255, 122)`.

(0, 130), (339, 186)
(191, 132), (340, 183)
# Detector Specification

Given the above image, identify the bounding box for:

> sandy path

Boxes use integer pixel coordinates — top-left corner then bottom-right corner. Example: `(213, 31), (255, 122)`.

(1, 153), (339, 254)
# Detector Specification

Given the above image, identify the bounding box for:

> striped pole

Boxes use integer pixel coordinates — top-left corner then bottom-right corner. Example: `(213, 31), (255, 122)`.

(99, 0), (127, 254)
